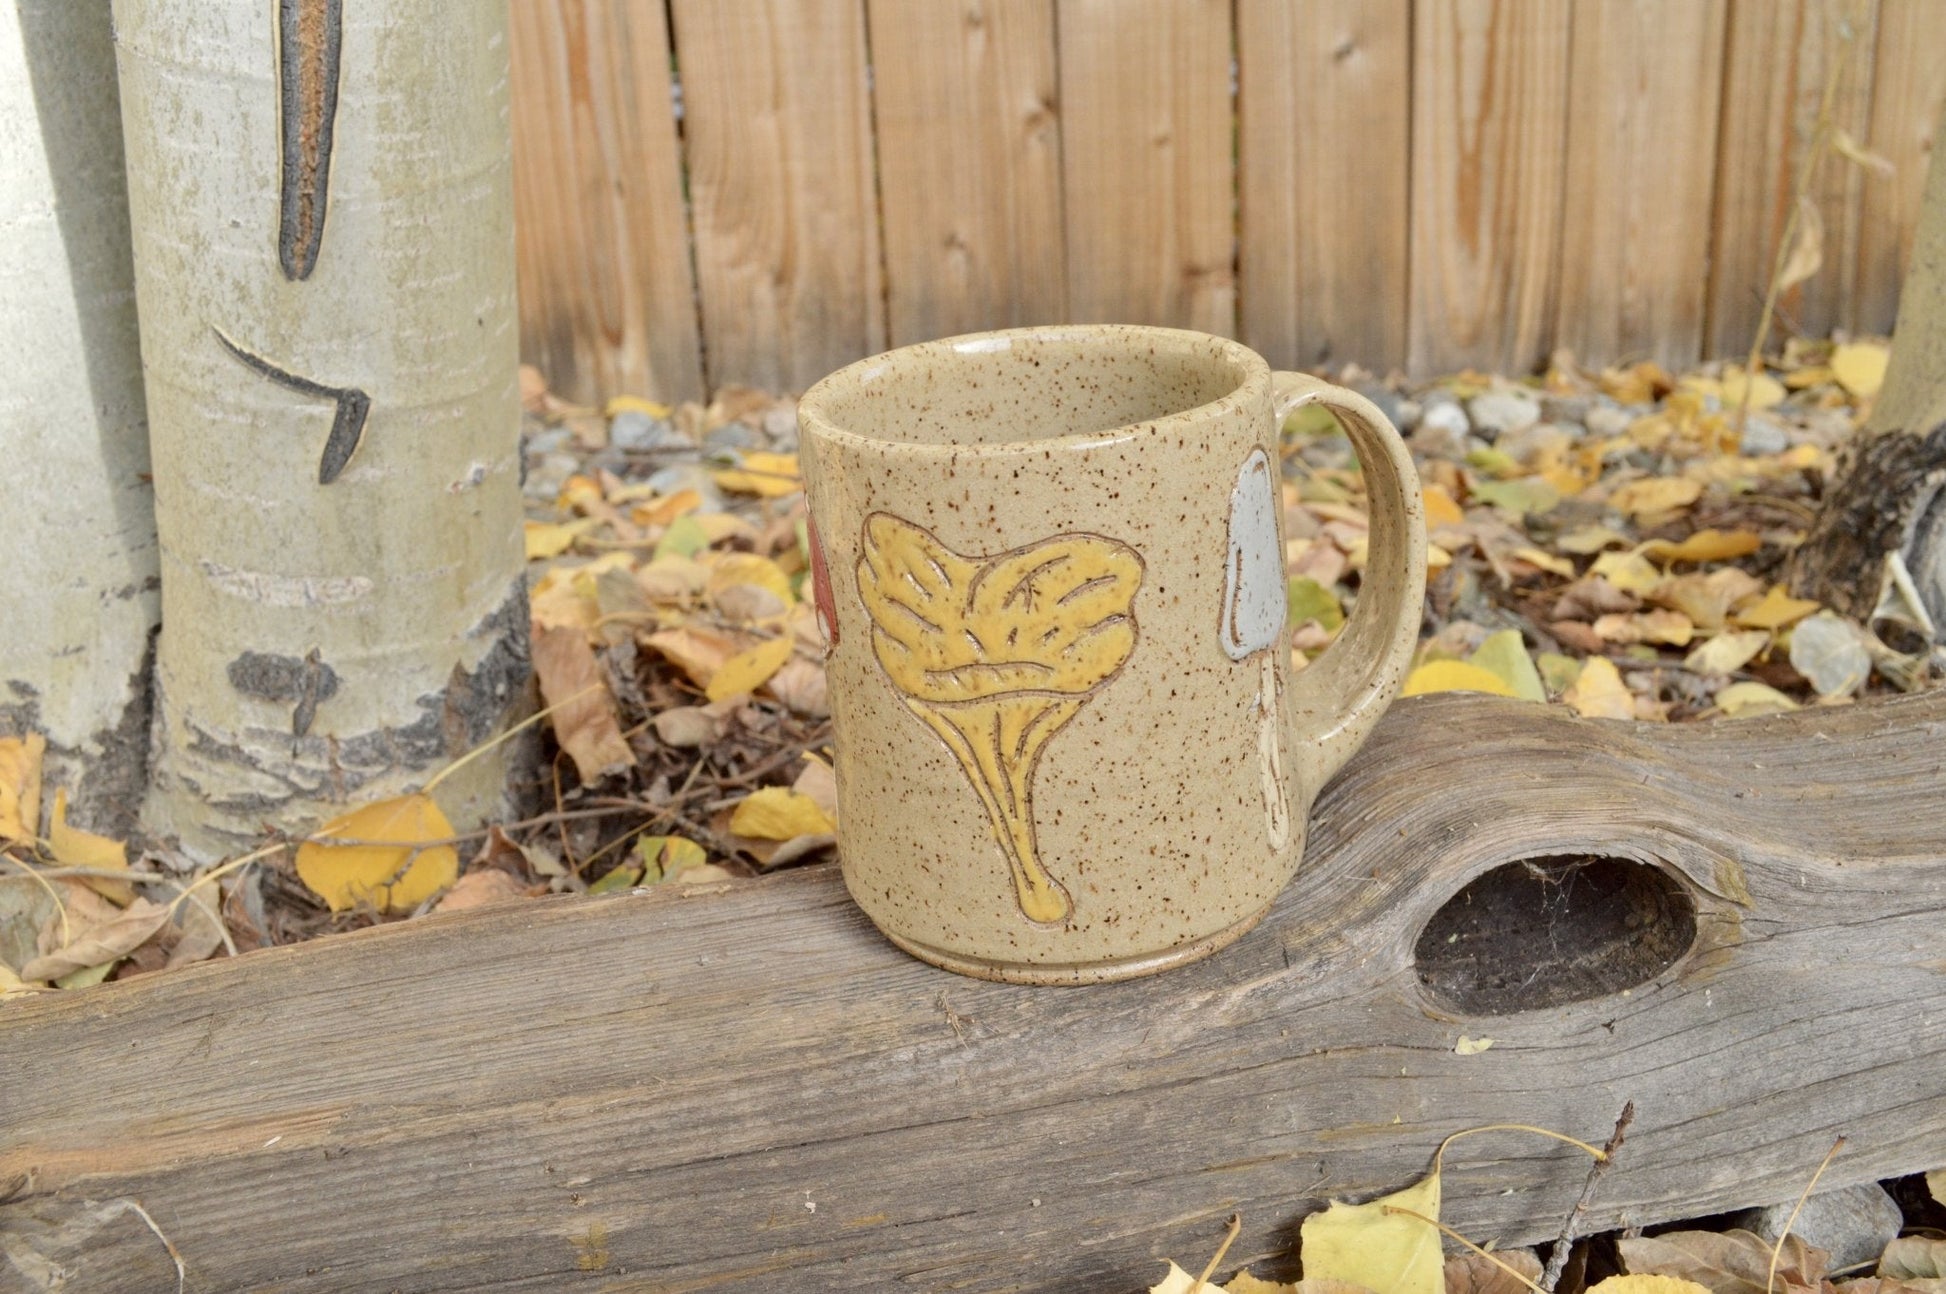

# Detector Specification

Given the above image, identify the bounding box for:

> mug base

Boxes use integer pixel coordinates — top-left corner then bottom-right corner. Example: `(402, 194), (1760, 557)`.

(878, 905), (1270, 985)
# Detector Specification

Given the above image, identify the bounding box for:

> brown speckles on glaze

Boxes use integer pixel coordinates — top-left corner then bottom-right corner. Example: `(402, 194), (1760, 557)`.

(797, 326), (1426, 984)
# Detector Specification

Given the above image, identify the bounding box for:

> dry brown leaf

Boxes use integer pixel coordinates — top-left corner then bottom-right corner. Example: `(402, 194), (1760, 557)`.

(22, 896), (171, 983)
(1618, 1229), (1826, 1294)
(163, 897), (228, 971)
(792, 758), (839, 822)
(1565, 656), (1634, 719)
(1882, 1239), (1946, 1283)
(532, 623), (635, 781)
(433, 869), (530, 914)
(1446, 1249), (1542, 1294)
(642, 624), (745, 689)
(767, 657), (830, 717)
(1776, 196), (1825, 293)
(1555, 576), (1639, 622)
(653, 700), (738, 749)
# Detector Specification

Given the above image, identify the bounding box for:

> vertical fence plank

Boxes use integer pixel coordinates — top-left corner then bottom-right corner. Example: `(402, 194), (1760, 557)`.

(1057, 0), (1234, 334)
(1851, 0), (1946, 335)
(509, 0), (704, 404)
(1409, 0), (1573, 376)
(1706, 0), (1882, 359)
(867, 0), (1063, 346)
(672, 0), (882, 394)
(1237, 0), (1410, 373)
(1554, 0), (1726, 371)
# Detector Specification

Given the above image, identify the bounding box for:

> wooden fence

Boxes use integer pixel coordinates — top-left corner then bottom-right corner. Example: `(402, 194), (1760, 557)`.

(509, 0), (1946, 405)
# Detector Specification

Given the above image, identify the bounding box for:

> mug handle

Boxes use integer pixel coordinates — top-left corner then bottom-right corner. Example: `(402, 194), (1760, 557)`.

(1273, 372), (1428, 789)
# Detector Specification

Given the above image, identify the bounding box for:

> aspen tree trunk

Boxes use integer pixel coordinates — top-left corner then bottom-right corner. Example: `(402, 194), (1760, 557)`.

(1792, 114), (1946, 642)
(0, 1), (159, 836)
(113, 0), (530, 858)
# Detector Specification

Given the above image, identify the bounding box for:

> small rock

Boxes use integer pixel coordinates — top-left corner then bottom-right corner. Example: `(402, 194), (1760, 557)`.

(522, 451), (579, 502)
(521, 425), (574, 455)
(1540, 392), (1595, 425)
(703, 421), (764, 453)
(1739, 412), (1790, 457)
(611, 410), (681, 453)
(1735, 1182), (1902, 1273)
(646, 462), (725, 509)
(1495, 421), (1573, 467)
(1354, 384), (1406, 430)
(761, 404), (799, 446)
(1394, 397), (1422, 431)
(1467, 389), (1542, 439)
(1412, 399), (1471, 457)
(1793, 406), (1857, 450)
(1584, 402), (1638, 440)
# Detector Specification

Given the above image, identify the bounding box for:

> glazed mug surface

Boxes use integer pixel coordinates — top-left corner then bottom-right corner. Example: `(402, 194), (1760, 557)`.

(798, 325), (1426, 984)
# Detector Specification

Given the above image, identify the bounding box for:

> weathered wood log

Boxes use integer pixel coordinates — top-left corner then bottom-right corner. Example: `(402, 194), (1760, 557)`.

(3, 691), (1944, 1292)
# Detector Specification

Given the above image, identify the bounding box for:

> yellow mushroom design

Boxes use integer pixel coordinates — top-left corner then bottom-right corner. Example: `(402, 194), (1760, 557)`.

(855, 513), (1143, 925)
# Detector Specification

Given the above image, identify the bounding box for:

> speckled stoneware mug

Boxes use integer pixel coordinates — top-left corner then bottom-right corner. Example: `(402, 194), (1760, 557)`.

(798, 325), (1426, 984)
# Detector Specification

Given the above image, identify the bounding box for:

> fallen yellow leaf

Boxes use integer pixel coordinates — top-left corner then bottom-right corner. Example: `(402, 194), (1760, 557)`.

(729, 787), (836, 841)
(1638, 529), (1762, 565)
(1512, 546), (1576, 578)
(0, 733), (45, 844)
(1731, 585), (1820, 630)
(1300, 1154), (1443, 1294)
(1455, 1036), (1495, 1055)
(294, 793), (460, 914)
(1422, 484), (1465, 529)
(1468, 630), (1547, 702)
(713, 451), (802, 497)
(643, 624), (747, 688)
(631, 487), (703, 528)
(1403, 660), (1518, 699)
(1718, 365), (1785, 411)
(1590, 551), (1664, 598)
(1564, 657), (1634, 720)
(1715, 681), (1799, 718)
(1555, 525), (1631, 555)
(49, 788), (131, 905)
(707, 552), (796, 608)
(604, 394), (672, 419)
(1684, 630), (1769, 676)
(706, 634), (796, 702)
(1148, 1264), (1299, 1294)
(1586, 1277), (1713, 1294)
(1594, 610), (1694, 647)
(523, 519), (592, 561)
(1607, 476), (1703, 518)
(1830, 340), (1889, 399)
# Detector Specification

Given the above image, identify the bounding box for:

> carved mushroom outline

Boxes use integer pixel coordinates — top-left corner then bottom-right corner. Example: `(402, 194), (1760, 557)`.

(1221, 446), (1293, 850)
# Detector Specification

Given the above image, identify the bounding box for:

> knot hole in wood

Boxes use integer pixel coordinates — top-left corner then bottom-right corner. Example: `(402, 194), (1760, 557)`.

(1412, 854), (1698, 1014)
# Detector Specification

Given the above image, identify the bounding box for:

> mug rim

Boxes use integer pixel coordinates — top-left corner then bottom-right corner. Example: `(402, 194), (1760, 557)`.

(797, 324), (1270, 457)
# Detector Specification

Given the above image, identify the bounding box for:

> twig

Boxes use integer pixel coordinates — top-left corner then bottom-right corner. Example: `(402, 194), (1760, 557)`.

(1540, 1101), (1635, 1292)
(1385, 1206), (1547, 1294)
(1191, 1213), (1242, 1294)
(1768, 1137), (1846, 1294)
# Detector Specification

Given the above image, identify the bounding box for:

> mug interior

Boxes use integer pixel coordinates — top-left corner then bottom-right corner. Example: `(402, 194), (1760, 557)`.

(800, 326), (1260, 448)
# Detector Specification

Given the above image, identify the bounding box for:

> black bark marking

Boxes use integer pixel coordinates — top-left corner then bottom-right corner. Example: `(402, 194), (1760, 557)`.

(227, 648), (341, 737)
(214, 327), (370, 484)
(277, 0), (344, 281)
(1791, 421), (1946, 621)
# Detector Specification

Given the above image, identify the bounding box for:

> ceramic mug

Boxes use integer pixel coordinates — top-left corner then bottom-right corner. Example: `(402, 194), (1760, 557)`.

(798, 325), (1426, 984)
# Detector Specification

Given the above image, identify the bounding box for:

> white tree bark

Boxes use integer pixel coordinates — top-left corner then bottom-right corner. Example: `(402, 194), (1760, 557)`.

(112, 0), (530, 857)
(1793, 116), (1946, 640)
(0, 1), (159, 835)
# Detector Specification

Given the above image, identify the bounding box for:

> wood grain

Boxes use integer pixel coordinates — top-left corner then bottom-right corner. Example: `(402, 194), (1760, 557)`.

(1409, 0), (1573, 376)
(1057, 0), (1235, 335)
(671, 0), (882, 394)
(866, 0), (1064, 346)
(509, 0), (704, 405)
(1706, 0), (1882, 358)
(1554, 0), (1727, 371)
(1851, 0), (1946, 336)
(6, 691), (1945, 1291)
(1237, 0), (1410, 373)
